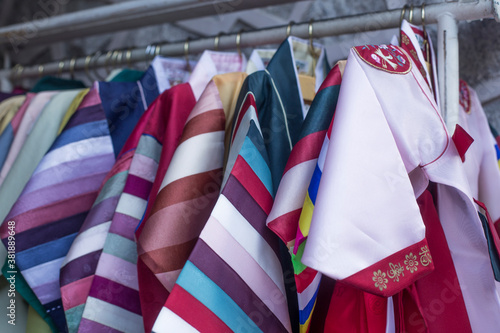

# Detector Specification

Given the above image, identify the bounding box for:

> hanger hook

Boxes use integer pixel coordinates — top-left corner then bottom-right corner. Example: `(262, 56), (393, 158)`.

(58, 61), (64, 77)
(286, 21), (295, 38)
(85, 54), (97, 83)
(308, 19), (317, 58)
(184, 38), (191, 72)
(214, 32), (223, 51)
(409, 5), (414, 24)
(91, 51), (105, 81)
(38, 65), (44, 78)
(236, 29), (243, 58)
(16, 64), (24, 81)
(104, 50), (113, 73)
(69, 57), (76, 80)
(117, 50), (124, 66)
(400, 5), (408, 27)
(399, 5), (408, 45)
(17, 65), (24, 81)
(126, 48), (132, 68)
(11, 64), (23, 81)
(421, 2), (426, 33)
(111, 50), (120, 69)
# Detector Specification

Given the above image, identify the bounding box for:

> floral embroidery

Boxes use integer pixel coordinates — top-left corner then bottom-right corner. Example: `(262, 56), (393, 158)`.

(404, 253), (419, 273)
(401, 34), (410, 45)
(369, 246), (433, 291)
(387, 262), (405, 282)
(373, 270), (388, 291)
(419, 246), (432, 266)
(410, 49), (419, 61)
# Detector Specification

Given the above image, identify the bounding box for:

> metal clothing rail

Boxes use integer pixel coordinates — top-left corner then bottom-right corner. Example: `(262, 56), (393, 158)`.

(0, 0), (499, 129)
(0, 0), (299, 48)
(1, 0), (497, 80)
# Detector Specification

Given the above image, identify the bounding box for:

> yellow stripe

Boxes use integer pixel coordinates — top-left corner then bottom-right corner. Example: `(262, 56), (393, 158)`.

(57, 88), (90, 134)
(299, 192), (314, 237)
(0, 96), (25, 135)
(299, 301), (316, 333)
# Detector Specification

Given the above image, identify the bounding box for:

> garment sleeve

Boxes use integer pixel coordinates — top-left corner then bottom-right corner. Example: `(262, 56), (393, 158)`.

(472, 87), (500, 223)
(302, 50), (434, 297)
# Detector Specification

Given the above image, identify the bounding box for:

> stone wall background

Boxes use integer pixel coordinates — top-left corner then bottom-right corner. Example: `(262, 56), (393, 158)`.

(2, 0), (500, 128)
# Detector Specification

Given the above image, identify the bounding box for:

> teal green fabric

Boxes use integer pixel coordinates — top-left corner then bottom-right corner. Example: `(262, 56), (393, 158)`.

(30, 76), (86, 93)
(109, 69), (145, 82)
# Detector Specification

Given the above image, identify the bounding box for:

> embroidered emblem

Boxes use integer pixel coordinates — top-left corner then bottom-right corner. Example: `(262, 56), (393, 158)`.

(373, 270), (388, 291)
(387, 262), (405, 282)
(404, 253), (419, 273)
(354, 44), (411, 74)
(419, 246), (432, 266)
(459, 80), (471, 114)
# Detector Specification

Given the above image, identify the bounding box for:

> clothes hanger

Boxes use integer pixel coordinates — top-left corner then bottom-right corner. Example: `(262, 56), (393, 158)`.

(84, 55), (95, 83)
(236, 29), (244, 60)
(69, 57), (76, 80)
(57, 61), (64, 78)
(400, 5), (408, 44)
(90, 51), (106, 81)
(214, 32), (223, 51)
(103, 50), (114, 75)
(38, 65), (44, 79)
(286, 21), (295, 38)
(421, 3), (431, 65)
(184, 38), (192, 73)
(297, 19), (317, 106)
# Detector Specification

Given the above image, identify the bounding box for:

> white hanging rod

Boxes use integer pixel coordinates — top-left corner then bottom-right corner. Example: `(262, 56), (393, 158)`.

(2, 0), (499, 80)
(0, 0), (298, 48)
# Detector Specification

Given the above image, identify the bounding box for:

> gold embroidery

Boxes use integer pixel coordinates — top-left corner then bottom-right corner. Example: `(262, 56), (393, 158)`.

(371, 247), (432, 291)
(373, 270), (388, 291)
(402, 34), (410, 45)
(387, 262), (405, 282)
(419, 246), (432, 266)
(410, 49), (419, 61)
(404, 253), (419, 273)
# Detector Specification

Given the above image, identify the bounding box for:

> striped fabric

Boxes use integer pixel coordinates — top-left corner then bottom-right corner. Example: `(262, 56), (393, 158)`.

(135, 51), (247, 333)
(267, 63), (343, 332)
(0, 92), (56, 180)
(152, 43), (322, 332)
(0, 88), (115, 333)
(60, 81), (197, 333)
(152, 37), (330, 333)
(0, 89), (87, 225)
(136, 73), (246, 332)
(0, 93), (33, 170)
(0, 95), (25, 135)
(154, 92), (291, 332)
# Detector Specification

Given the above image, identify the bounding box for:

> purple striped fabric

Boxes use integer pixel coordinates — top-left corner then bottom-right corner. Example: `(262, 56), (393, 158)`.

(0, 87), (115, 333)
(61, 70), (202, 332)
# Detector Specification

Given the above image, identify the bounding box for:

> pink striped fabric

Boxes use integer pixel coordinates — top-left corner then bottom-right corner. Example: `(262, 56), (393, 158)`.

(136, 72), (247, 332)
(60, 81), (197, 332)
